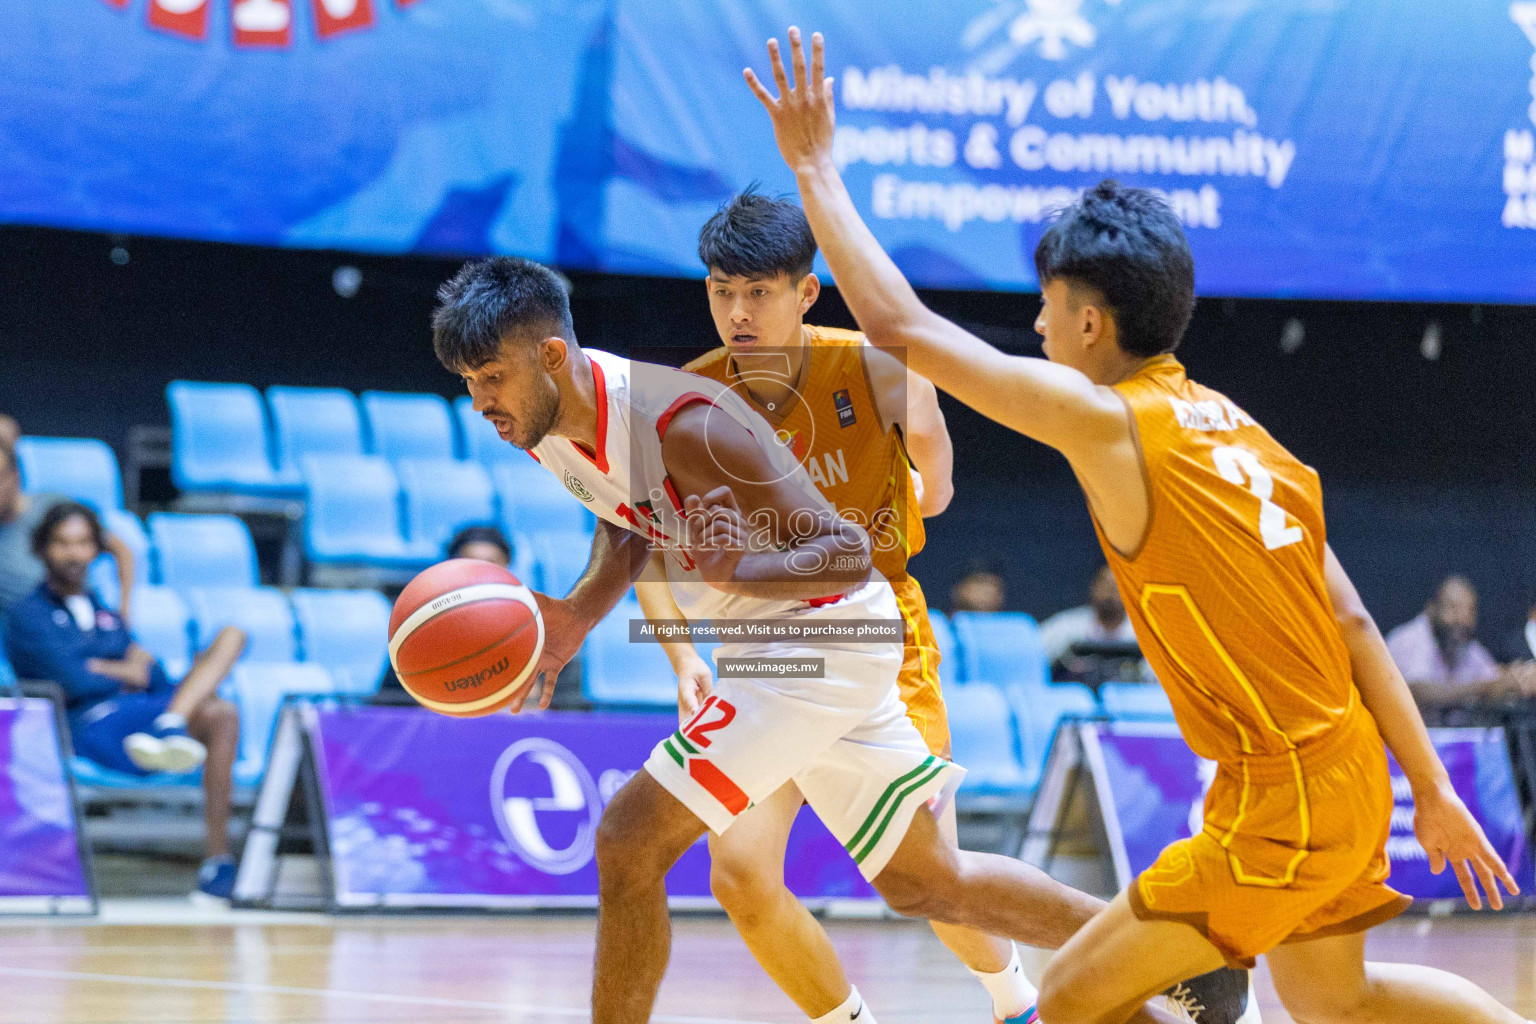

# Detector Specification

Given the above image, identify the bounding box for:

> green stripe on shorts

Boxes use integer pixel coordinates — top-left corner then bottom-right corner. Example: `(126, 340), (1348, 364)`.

(663, 739), (684, 768)
(851, 759), (947, 866)
(844, 755), (937, 858)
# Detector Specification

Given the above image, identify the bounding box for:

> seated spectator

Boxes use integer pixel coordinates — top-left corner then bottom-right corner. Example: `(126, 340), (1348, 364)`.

(3, 502), (245, 901)
(1040, 565), (1146, 685)
(1386, 575), (1529, 704)
(950, 560), (1005, 614)
(374, 525), (515, 704)
(0, 439), (137, 620)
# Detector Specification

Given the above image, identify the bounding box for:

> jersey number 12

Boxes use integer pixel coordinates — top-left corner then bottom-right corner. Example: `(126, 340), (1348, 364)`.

(1212, 446), (1303, 551)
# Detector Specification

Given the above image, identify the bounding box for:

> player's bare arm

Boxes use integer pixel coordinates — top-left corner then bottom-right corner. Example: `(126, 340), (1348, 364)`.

(633, 552), (714, 720)
(744, 31), (1128, 452)
(863, 344), (954, 516)
(746, 30), (1150, 552)
(516, 519), (652, 713)
(660, 402), (872, 600)
(1322, 543), (1519, 909)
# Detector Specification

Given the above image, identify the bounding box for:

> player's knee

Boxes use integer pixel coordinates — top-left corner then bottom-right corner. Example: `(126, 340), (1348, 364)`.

(709, 853), (779, 921)
(873, 861), (951, 920)
(594, 782), (666, 890)
(1037, 963), (1107, 1024)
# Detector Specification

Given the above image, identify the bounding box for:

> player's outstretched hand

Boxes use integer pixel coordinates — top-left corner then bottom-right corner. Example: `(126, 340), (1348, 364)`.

(1414, 778), (1520, 910)
(744, 26), (836, 174)
(681, 487), (747, 587)
(510, 591), (589, 714)
(676, 654), (715, 724)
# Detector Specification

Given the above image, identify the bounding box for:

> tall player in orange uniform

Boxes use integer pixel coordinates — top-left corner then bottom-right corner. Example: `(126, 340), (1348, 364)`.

(636, 188), (1039, 1024)
(746, 28), (1529, 1024)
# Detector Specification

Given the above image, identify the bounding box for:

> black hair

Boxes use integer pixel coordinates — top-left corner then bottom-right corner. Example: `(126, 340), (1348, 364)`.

(698, 186), (818, 280)
(447, 524), (513, 562)
(31, 500), (103, 558)
(1034, 180), (1196, 358)
(432, 257), (575, 372)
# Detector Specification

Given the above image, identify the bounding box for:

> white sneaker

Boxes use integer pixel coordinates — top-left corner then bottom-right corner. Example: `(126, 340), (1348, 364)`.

(124, 726), (206, 774)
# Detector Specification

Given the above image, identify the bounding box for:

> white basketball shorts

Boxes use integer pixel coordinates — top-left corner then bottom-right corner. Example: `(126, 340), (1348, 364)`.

(643, 631), (964, 882)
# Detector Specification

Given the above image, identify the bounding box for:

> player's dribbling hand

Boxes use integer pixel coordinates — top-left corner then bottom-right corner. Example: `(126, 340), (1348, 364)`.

(676, 656), (715, 724)
(511, 591), (589, 714)
(744, 27), (836, 174)
(681, 487), (748, 587)
(1413, 778), (1520, 910)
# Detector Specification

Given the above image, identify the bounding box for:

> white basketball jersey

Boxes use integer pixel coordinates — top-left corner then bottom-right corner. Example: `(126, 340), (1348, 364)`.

(528, 349), (888, 623)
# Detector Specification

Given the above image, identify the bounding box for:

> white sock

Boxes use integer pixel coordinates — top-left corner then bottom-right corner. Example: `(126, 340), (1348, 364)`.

(811, 986), (874, 1024)
(152, 712), (187, 731)
(970, 944), (1037, 1020)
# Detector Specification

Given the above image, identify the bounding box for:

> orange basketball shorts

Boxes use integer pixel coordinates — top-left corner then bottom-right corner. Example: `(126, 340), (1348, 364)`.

(1128, 709), (1412, 968)
(890, 576), (950, 757)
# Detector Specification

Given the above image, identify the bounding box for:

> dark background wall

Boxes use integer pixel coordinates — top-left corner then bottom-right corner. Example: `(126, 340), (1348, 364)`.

(2, 225), (1533, 642)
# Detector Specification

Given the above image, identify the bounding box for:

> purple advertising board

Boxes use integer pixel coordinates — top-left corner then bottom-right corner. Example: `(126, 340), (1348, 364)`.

(1084, 721), (1533, 904)
(308, 706), (878, 908)
(0, 698), (92, 913)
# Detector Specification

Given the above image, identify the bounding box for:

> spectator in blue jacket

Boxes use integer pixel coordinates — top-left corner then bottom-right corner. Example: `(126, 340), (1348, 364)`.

(4, 501), (245, 900)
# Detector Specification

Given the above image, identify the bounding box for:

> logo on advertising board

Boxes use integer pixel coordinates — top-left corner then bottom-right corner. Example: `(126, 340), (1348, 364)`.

(106, 0), (418, 48)
(489, 737), (603, 876)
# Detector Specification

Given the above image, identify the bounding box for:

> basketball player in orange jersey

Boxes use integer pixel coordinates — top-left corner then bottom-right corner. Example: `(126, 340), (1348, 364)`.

(639, 191), (1258, 1024)
(745, 28), (1529, 1024)
(634, 187), (1041, 1024)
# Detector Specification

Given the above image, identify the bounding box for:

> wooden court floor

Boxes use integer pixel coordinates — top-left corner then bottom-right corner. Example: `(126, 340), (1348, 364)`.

(1, 906), (1532, 1023)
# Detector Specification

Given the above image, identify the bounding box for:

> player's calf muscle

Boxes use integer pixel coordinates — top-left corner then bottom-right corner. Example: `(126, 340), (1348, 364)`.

(595, 771), (703, 887)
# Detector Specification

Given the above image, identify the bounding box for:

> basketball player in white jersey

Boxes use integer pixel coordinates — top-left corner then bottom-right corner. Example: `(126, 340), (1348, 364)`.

(432, 256), (1237, 1024)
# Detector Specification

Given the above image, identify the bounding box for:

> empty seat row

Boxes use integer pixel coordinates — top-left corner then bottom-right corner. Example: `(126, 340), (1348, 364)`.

(129, 585), (390, 696)
(168, 382), (524, 498)
(87, 511), (259, 605)
(14, 436), (125, 512)
(303, 455), (591, 579)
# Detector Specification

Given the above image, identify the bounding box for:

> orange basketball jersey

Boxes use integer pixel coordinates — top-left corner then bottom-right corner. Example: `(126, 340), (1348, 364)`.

(684, 325), (923, 584)
(1095, 356), (1358, 764)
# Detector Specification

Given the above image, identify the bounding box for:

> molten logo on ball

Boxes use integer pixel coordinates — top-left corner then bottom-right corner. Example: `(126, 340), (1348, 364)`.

(444, 657), (510, 692)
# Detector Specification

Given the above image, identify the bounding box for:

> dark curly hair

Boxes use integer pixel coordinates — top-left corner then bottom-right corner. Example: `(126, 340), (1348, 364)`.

(432, 256), (575, 372)
(698, 186), (818, 280)
(1034, 180), (1196, 358)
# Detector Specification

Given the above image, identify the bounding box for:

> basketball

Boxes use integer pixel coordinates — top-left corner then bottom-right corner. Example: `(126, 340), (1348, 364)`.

(388, 559), (545, 718)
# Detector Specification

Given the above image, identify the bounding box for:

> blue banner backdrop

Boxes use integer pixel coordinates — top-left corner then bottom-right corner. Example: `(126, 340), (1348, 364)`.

(2, 1), (1534, 299)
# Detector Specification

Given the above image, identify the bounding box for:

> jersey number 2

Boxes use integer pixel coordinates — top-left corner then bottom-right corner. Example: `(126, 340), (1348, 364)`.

(1211, 446), (1303, 551)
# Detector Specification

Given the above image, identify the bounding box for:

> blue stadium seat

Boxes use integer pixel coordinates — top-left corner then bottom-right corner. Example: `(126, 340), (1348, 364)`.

(15, 436), (124, 511)
(397, 459), (496, 555)
(267, 386), (365, 477)
(360, 391), (457, 462)
(1010, 680), (1097, 791)
(944, 682), (1031, 794)
(89, 509), (152, 610)
(951, 611), (1049, 690)
(0, 622), (16, 690)
(300, 455), (433, 569)
(530, 530), (595, 596)
(582, 599), (677, 708)
(1100, 681), (1175, 719)
(229, 662), (335, 785)
(290, 588), (391, 695)
(454, 395), (521, 467)
(165, 381), (298, 495)
(128, 586), (193, 679)
(149, 512), (259, 589)
(187, 587), (297, 662)
(928, 610), (961, 683)
(491, 462), (596, 536)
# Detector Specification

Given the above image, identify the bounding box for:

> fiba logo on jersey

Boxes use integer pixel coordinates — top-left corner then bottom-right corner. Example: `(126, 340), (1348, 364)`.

(563, 471), (594, 502)
(489, 738), (603, 875)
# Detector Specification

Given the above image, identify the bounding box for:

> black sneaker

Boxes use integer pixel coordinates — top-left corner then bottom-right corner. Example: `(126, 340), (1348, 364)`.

(1163, 967), (1260, 1024)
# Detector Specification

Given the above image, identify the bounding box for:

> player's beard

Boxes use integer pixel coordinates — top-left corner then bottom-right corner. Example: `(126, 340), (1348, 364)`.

(512, 377), (561, 450)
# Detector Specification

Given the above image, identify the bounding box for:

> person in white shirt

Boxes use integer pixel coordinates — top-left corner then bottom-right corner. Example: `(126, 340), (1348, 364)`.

(1039, 565), (1146, 684)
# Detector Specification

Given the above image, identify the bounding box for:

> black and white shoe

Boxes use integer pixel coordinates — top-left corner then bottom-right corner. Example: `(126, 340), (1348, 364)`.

(1163, 967), (1261, 1024)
